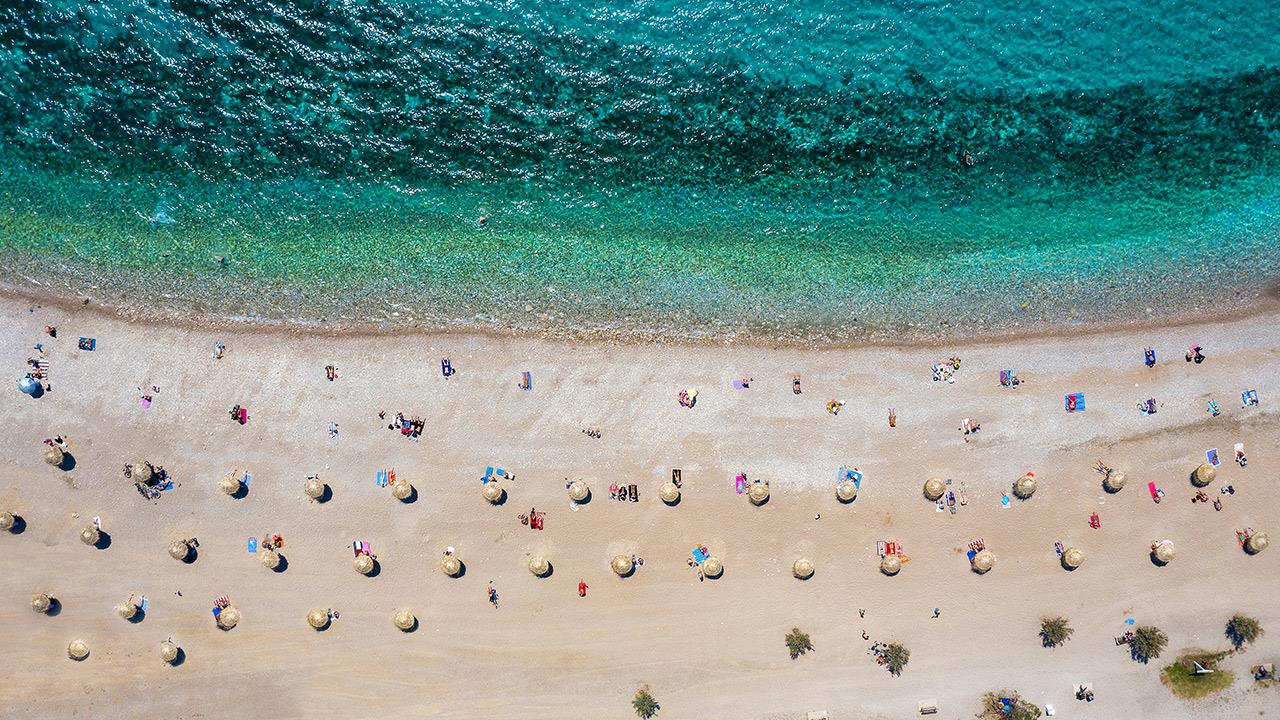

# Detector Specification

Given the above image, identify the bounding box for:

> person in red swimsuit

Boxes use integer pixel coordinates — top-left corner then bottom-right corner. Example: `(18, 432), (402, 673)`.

(578, 580), (588, 597)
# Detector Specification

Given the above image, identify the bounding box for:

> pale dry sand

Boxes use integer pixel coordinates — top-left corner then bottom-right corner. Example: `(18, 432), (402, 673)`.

(2, 295), (1279, 720)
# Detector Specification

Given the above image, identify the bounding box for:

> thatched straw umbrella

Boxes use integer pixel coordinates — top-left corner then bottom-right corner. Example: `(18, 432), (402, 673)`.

(1061, 547), (1085, 570)
(159, 640), (179, 664)
(31, 593), (52, 614)
(1103, 469), (1127, 493)
(748, 482), (769, 505)
(836, 481), (857, 502)
(132, 462), (154, 485)
(217, 606), (240, 630)
(880, 554), (902, 576)
(116, 600), (138, 620)
(1192, 463), (1216, 487)
(393, 608), (416, 631)
(702, 556), (723, 578)
(568, 480), (589, 502)
(440, 554), (462, 577)
(0, 511), (13, 531)
(1246, 532), (1270, 555)
(611, 555), (634, 577)
(659, 482), (680, 504)
(260, 549), (281, 570)
(483, 481), (504, 504)
(971, 549), (995, 574)
(354, 554), (375, 575)
(391, 480), (413, 500)
(304, 477), (325, 500)
(307, 608), (330, 630)
(79, 525), (100, 546)
(67, 639), (90, 661)
(1153, 540), (1176, 565)
(218, 474), (241, 496)
(923, 477), (945, 501)
(43, 446), (64, 467)
(1013, 473), (1037, 499)
(528, 555), (550, 577)
(168, 539), (191, 562)
(792, 558), (814, 579)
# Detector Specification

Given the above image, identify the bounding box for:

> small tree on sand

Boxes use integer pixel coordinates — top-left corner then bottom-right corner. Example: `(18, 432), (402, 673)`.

(979, 690), (1041, 720)
(1131, 625), (1169, 663)
(632, 686), (659, 719)
(785, 627), (813, 659)
(882, 642), (910, 675)
(1226, 614), (1264, 649)
(1040, 616), (1074, 648)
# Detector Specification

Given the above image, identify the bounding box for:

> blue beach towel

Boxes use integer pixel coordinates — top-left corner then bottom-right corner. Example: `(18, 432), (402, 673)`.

(243, 471), (251, 488)
(377, 470), (387, 487)
(1243, 389), (1259, 406)
(966, 549), (976, 561)
(212, 607), (221, 618)
(1065, 393), (1085, 412)
(139, 596), (148, 613)
(693, 547), (709, 563)
(248, 537), (257, 553)
(482, 466), (493, 482)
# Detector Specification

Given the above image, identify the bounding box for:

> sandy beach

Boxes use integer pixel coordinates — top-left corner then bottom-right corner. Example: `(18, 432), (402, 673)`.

(3, 293), (1279, 720)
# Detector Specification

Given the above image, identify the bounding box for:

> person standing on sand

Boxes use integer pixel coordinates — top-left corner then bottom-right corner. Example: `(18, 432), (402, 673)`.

(578, 580), (588, 597)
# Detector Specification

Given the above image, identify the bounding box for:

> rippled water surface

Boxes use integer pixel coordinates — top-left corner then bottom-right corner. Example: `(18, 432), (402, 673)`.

(1, 0), (1278, 339)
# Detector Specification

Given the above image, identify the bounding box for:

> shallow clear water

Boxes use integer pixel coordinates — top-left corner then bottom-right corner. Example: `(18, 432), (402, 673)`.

(0, 0), (1278, 339)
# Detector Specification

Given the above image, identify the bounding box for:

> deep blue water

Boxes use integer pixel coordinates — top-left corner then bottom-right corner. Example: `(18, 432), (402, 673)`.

(0, 0), (1277, 339)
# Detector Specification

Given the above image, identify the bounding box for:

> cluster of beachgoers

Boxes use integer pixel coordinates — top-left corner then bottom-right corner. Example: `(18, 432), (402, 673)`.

(5, 299), (1279, 719)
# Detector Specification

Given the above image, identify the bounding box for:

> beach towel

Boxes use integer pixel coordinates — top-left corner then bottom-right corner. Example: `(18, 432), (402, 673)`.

(243, 471), (251, 488)
(1000, 494), (1010, 508)
(78, 337), (95, 351)
(248, 537), (257, 553)
(735, 475), (746, 494)
(1065, 393), (1085, 412)
(733, 379), (747, 390)
(1148, 482), (1159, 500)
(1235, 442), (1245, 457)
(237, 407), (248, 424)
(1207, 448), (1220, 466)
(520, 371), (531, 390)
(212, 607), (221, 619)
(139, 596), (148, 613)
(377, 470), (387, 487)
(441, 358), (453, 377)
(692, 547), (709, 563)
(1243, 389), (1259, 407)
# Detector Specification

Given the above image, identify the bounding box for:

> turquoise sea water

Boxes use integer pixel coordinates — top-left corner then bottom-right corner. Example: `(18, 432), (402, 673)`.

(1, 1), (1278, 340)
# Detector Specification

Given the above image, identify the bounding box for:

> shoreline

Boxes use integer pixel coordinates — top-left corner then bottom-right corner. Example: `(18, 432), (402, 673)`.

(4, 273), (1279, 350)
